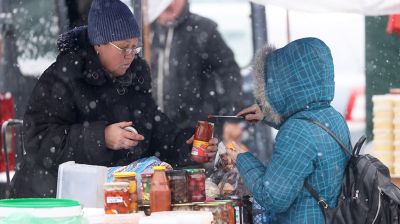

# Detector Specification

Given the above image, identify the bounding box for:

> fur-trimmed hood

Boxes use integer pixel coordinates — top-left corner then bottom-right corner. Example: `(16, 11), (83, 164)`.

(253, 37), (335, 129)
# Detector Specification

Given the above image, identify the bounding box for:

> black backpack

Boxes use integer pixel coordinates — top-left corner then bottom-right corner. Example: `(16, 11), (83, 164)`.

(302, 118), (400, 224)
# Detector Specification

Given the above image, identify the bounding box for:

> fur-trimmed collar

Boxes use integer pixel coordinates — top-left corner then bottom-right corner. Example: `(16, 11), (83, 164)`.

(253, 44), (283, 128)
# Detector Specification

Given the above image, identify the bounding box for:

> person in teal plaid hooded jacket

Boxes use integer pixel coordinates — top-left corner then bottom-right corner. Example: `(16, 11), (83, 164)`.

(228, 37), (352, 223)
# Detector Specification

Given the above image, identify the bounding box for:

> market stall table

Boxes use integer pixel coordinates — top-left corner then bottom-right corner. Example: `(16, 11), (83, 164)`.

(83, 208), (213, 224)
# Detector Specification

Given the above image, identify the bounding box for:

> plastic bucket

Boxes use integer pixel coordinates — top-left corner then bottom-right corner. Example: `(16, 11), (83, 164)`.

(393, 150), (400, 163)
(392, 95), (400, 107)
(372, 95), (393, 108)
(0, 198), (82, 223)
(373, 111), (393, 119)
(393, 119), (400, 130)
(373, 141), (394, 152)
(393, 165), (400, 175)
(371, 150), (393, 165)
(373, 118), (393, 129)
(394, 130), (400, 140)
(393, 106), (400, 113)
(373, 129), (394, 142)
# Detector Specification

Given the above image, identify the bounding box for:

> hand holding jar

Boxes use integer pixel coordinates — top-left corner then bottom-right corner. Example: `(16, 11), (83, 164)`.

(186, 121), (218, 163)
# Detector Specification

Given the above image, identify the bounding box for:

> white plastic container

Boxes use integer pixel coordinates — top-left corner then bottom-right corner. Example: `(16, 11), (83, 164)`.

(392, 95), (400, 108)
(393, 150), (400, 164)
(373, 118), (394, 129)
(57, 161), (108, 208)
(371, 150), (394, 166)
(373, 129), (394, 142)
(373, 141), (394, 152)
(372, 95), (393, 108)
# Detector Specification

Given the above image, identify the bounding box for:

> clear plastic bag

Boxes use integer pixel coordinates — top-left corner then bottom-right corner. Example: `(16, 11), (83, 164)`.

(252, 200), (273, 224)
(210, 142), (250, 197)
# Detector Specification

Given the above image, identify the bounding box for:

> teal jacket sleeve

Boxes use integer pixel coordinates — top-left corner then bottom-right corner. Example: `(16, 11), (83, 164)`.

(236, 127), (316, 213)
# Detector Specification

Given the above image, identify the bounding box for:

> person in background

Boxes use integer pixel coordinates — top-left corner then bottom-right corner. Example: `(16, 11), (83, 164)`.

(229, 38), (351, 223)
(10, 0), (217, 198)
(150, 0), (243, 130)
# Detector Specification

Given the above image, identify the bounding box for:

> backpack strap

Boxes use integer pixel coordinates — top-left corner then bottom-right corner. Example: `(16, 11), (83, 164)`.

(304, 181), (329, 210)
(298, 117), (352, 156)
(298, 117), (351, 211)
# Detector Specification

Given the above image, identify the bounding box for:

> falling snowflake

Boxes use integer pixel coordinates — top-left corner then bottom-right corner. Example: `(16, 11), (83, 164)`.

(83, 121), (90, 128)
(89, 101), (96, 109)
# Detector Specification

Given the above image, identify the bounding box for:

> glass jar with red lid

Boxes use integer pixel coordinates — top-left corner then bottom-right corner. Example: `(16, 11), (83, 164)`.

(141, 173), (153, 206)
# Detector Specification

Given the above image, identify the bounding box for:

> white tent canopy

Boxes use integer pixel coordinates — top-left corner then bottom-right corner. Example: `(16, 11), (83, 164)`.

(250, 0), (400, 15)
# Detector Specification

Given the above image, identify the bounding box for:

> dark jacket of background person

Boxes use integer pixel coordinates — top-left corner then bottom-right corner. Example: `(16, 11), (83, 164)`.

(10, 27), (193, 198)
(150, 3), (243, 129)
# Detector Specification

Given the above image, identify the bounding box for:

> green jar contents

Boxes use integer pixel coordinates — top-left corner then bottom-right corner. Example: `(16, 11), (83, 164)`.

(141, 172), (153, 205)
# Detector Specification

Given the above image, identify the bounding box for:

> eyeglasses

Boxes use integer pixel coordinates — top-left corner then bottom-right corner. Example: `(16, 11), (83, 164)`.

(109, 42), (142, 56)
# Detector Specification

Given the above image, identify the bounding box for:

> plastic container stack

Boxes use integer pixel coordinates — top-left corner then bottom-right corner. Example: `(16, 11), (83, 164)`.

(393, 95), (400, 174)
(372, 94), (394, 173)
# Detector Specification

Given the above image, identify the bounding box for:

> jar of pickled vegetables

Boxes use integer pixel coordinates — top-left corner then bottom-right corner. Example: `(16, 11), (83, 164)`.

(113, 172), (138, 212)
(186, 169), (206, 202)
(216, 200), (235, 224)
(167, 170), (189, 204)
(215, 202), (232, 224)
(104, 182), (130, 214)
(141, 173), (153, 206)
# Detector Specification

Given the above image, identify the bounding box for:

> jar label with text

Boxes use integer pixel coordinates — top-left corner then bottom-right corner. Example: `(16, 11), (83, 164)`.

(106, 196), (123, 204)
(191, 140), (209, 157)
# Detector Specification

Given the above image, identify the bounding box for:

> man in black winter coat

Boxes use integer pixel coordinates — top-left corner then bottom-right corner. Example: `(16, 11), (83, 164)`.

(151, 0), (243, 129)
(10, 0), (217, 198)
